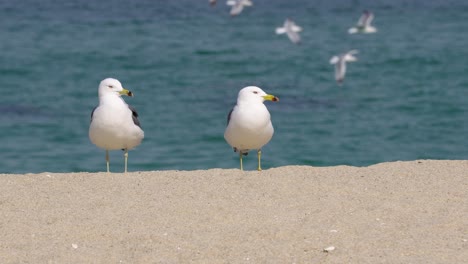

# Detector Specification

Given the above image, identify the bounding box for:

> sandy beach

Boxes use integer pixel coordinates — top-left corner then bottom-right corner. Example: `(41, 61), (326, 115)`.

(0, 160), (467, 263)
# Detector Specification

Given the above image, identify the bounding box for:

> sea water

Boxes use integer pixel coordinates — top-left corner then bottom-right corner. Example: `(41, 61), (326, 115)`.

(1, 0), (467, 173)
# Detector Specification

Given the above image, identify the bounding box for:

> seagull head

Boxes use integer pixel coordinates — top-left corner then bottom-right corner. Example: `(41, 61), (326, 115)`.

(237, 86), (279, 105)
(98, 78), (133, 98)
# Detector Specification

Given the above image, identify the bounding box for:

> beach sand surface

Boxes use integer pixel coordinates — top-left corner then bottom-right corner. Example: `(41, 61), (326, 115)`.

(0, 160), (467, 263)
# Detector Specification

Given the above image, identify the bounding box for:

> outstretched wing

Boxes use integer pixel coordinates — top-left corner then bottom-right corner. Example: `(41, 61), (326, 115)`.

(287, 30), (301, 44)
(363, 11), (374, 26)
(329, 55), (340, 64)
(348, 27), (358, 34)
(358, 10), (373, 26)
(334, 60), (346, 84)
(344, 50), (359, 62)
(242, 0), (253, 6)
(291, 24), (302, 32)
(230, 4), (244, 16)
(275, 27), (286, 34)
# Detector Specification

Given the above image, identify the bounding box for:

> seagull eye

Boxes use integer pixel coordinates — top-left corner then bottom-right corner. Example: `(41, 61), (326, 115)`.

(108, 85), (114, 89)
(253, 91), (258, 94)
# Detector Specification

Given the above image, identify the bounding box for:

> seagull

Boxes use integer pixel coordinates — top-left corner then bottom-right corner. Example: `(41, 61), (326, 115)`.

(224, 86), (279, 171)
(348, 10), (377, 34)
(89, 78), (144, 173)
(226, 0), (253, 16)
(329, 50), (359, 85)
(275, 18), (303, 44)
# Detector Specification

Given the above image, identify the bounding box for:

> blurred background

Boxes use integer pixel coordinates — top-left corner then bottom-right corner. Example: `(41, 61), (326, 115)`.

(1, 0), (467, 173)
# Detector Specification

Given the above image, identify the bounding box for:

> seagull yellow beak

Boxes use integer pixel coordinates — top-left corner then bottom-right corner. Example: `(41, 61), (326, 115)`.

(263, 94), (279, 102)
(119, 88), (133, 97)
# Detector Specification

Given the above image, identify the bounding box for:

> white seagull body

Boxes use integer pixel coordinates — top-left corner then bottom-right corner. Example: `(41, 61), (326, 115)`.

(275, 18), (302, 44)
(226, 0), (253, 16)
(89, 78), (144, 172)
(329, 50), (359, 85)
(224, 86), (279, 171)
(348, 10), (377, 34)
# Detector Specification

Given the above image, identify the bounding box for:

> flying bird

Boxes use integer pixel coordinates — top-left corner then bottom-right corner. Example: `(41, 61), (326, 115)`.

(348, 10), (377, 34)
(89, 78), (144, 173)
(329, 50), (359, 85)
(275, 18), (303, 44)
(226, 0), (253, 16)
(224, 86), (279, 171)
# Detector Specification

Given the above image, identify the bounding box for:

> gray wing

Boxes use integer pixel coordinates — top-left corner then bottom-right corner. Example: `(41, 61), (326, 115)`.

(358, 10), (373, 27)
(287, 30), (301, 44)
(128, 105), (141, 128)
(363, 11), (374, 26)
(227, 108), (234, 126)
(335, 57), (347, 84)
(230, 3), (244, 16)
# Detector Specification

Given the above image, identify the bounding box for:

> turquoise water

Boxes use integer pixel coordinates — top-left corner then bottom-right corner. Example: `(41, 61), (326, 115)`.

(1, 0), (468, 173)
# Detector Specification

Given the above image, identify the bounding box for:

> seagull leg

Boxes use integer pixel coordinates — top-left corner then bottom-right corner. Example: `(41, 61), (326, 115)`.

(106, 150), (110, 173)
(239, 152), (243, 171)
(124, 149), (128, 173)
(257, 149), (262, 171)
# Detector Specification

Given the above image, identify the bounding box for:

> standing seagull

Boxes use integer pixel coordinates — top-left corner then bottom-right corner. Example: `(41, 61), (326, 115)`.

(275, 18), (303, 44)
(224, 86), (279, 171)
(348, 10), (377, 34)
(226, 0), (253, 16)
(89, 78), (144, 173)
(329, 50), (359, 85)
